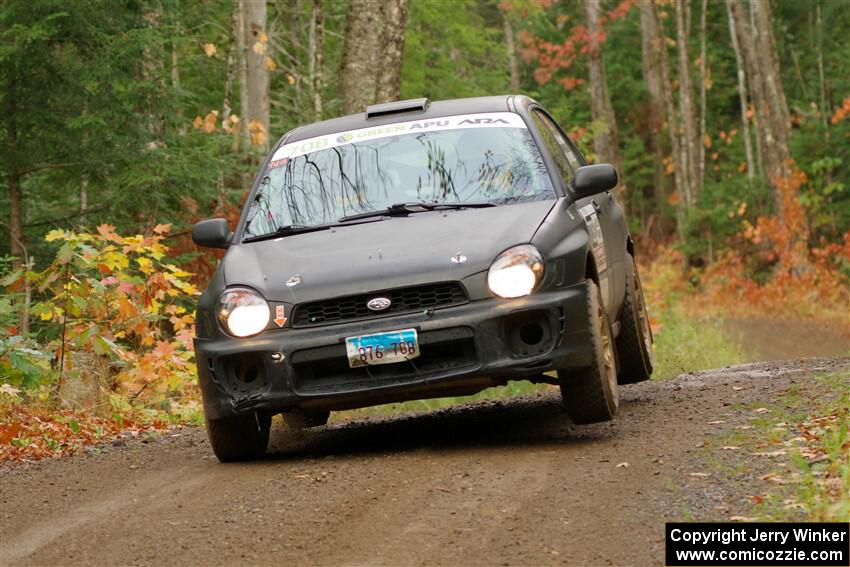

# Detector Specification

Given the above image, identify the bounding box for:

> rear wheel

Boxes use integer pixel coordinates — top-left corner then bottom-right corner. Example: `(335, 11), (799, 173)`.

(559, 280), (619, 424)
(206, 413), (270, 463)
(615, 254), (653, 384)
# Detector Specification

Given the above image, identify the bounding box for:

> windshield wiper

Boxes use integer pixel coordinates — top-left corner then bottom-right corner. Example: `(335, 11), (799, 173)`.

(338, 201), (496, 222)
(242, 216), (385, 243)
(242, 224), (332, 243)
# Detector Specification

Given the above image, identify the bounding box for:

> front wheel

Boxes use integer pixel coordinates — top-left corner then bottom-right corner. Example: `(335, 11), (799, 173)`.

(206, 413), (271, 463)
(559, 280), (619, 424)
(615, 254), (653, 384)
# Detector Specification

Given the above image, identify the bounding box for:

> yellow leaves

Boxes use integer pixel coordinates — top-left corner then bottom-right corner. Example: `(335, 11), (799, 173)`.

(136, 256), (154, 275)
(252, 30), (269, 55)
(153, 223), (172, 235)
(263, 56), (277, 71)
(286, 74), (296, 86)
(223, 114), (240, 135)
(45, 229), (67, 242)
(202, 43), (217, 57)
(248, 119), (266, 146)
(193, 110), (219, 133)
(703, 133), (712, 149)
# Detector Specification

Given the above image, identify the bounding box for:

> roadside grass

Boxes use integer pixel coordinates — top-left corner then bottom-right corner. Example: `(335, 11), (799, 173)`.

(707, 370), (850, 522)
(650, 301), (745, 380)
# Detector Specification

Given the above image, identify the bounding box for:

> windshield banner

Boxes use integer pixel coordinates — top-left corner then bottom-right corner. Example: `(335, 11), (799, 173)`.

(270, 112), (528, 163)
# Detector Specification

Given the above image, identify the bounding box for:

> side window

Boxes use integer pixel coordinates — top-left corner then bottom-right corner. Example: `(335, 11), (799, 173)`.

(531, 109), (574, 185)
(537, 110), (584, 171)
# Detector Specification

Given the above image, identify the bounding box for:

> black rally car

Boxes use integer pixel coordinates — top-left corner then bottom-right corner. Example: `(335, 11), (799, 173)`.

(192, 96), (653, 462)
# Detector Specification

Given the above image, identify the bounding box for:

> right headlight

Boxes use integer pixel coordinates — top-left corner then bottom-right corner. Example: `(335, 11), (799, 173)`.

(217, 287), (270, 337)
(487, 244), (545, 298)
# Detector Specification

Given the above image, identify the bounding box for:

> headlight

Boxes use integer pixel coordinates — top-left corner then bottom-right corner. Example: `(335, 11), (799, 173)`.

(487, 244), (545, 298)
(217, 288), (270, 337)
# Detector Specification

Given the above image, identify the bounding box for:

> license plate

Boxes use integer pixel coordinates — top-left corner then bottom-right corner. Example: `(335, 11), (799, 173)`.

(345, 329), (420, 368)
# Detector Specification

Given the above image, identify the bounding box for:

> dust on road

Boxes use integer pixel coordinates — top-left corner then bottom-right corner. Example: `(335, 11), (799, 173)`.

(2, 357), (847, 567)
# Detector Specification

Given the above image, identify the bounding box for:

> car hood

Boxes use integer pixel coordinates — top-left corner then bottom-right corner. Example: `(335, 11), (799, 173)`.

(222, 199), (557, 303)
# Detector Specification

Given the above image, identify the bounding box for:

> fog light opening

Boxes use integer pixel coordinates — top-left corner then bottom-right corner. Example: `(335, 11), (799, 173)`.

(239, 363), (259, 384)
(519, 322), (544, 346)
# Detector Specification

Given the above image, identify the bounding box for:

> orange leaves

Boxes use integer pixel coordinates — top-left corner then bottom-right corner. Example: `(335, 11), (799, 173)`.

(831, 96), (850, 124)
(22, 225), (199, 406)
(248, 119), (267, 147)
(0, 405), (171, 463)
(520, 0), (633, 92)
(202, 43), (217, 57)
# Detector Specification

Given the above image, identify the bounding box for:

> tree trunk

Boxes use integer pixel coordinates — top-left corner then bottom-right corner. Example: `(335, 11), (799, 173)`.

(584, 0), (623, 185)
(503, 10), (520, 93)
(309, 0), (325, 120)
(638, 0), (671, 237)
(725, 0), (754, 181)
(239, 0), (270, 151)
(374, 0), (409, 104)
(675, 0), (699, 209)
(342, 0), (385, 114)
(729, 0), (807, 265)
(698, 0), (708, 191)
(816, 1), (828, 141)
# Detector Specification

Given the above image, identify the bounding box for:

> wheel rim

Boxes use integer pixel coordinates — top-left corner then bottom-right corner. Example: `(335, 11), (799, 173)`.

(598, 301), (617, 392)
(635, 273), (653, 363)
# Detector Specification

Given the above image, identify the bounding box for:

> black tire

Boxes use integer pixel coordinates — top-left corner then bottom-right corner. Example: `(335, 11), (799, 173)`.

(206, 413), (270, 463)
(615, 254), (653, 384)
(559, 280), (619, 424)
(282, 409), (330, 430)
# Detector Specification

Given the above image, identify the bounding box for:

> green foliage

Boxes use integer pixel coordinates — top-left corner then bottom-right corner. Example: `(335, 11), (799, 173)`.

(402, 0), (508, 100)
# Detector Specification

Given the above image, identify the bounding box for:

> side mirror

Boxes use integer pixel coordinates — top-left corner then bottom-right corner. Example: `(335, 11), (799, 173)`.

(192, 218), (232, 249)
(572, 164), (618, 199)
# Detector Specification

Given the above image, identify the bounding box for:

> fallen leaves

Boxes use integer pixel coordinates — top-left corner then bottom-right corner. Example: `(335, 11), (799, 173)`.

(0, 404), (171, 463)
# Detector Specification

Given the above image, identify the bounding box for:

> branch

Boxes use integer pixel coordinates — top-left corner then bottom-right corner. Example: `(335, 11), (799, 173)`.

(17, 162), (80, 177)
(24, 203), (109, 228)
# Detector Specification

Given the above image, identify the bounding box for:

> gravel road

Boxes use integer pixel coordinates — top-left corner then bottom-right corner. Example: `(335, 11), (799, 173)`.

(1, 357), (848, 567)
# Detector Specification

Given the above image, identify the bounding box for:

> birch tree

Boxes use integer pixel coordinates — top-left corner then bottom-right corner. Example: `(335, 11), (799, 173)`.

(584, 0), (623, 181)
(239, 0), (270, 151)
(675, 0), (699, 208)
(725, 0), (755, 180)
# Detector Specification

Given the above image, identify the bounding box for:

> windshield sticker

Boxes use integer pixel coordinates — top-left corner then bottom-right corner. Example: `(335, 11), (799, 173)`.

(271, 112), (528, 162)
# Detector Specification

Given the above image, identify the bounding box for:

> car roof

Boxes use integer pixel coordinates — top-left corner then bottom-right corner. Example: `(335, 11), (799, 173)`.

(281, 95), (536, 145)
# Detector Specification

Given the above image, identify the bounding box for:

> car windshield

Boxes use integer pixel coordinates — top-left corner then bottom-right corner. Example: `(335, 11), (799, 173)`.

(242, 112), (555, 239)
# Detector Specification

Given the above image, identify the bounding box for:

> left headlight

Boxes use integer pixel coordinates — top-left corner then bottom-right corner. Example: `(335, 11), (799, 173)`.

(487, 244), (545, 298)
(217, 287), (270, 338)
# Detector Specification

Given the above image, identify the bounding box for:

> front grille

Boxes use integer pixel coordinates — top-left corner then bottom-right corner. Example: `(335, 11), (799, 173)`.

(292, 282), (468, 327)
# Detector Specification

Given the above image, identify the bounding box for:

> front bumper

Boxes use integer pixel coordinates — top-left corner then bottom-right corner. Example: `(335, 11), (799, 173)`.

(194, 281), (594, 419)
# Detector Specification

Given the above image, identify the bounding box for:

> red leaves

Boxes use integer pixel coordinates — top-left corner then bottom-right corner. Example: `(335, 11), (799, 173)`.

(830, 96), (850, 124)
(519, 0), (633, 91)
(0, 405), (171, 463)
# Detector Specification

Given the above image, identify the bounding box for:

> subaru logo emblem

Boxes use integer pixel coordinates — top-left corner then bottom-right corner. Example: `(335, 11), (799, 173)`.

(367, 297), (392, 312)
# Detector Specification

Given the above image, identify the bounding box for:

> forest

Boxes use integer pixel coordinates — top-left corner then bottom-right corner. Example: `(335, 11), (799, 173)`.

(1, 0), (848, 458)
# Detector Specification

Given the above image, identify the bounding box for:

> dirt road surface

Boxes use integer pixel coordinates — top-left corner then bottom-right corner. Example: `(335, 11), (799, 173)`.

(2, 356), (847, 567)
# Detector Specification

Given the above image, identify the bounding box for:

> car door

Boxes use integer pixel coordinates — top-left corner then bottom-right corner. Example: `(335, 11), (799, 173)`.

(529, 108), (616, 312)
